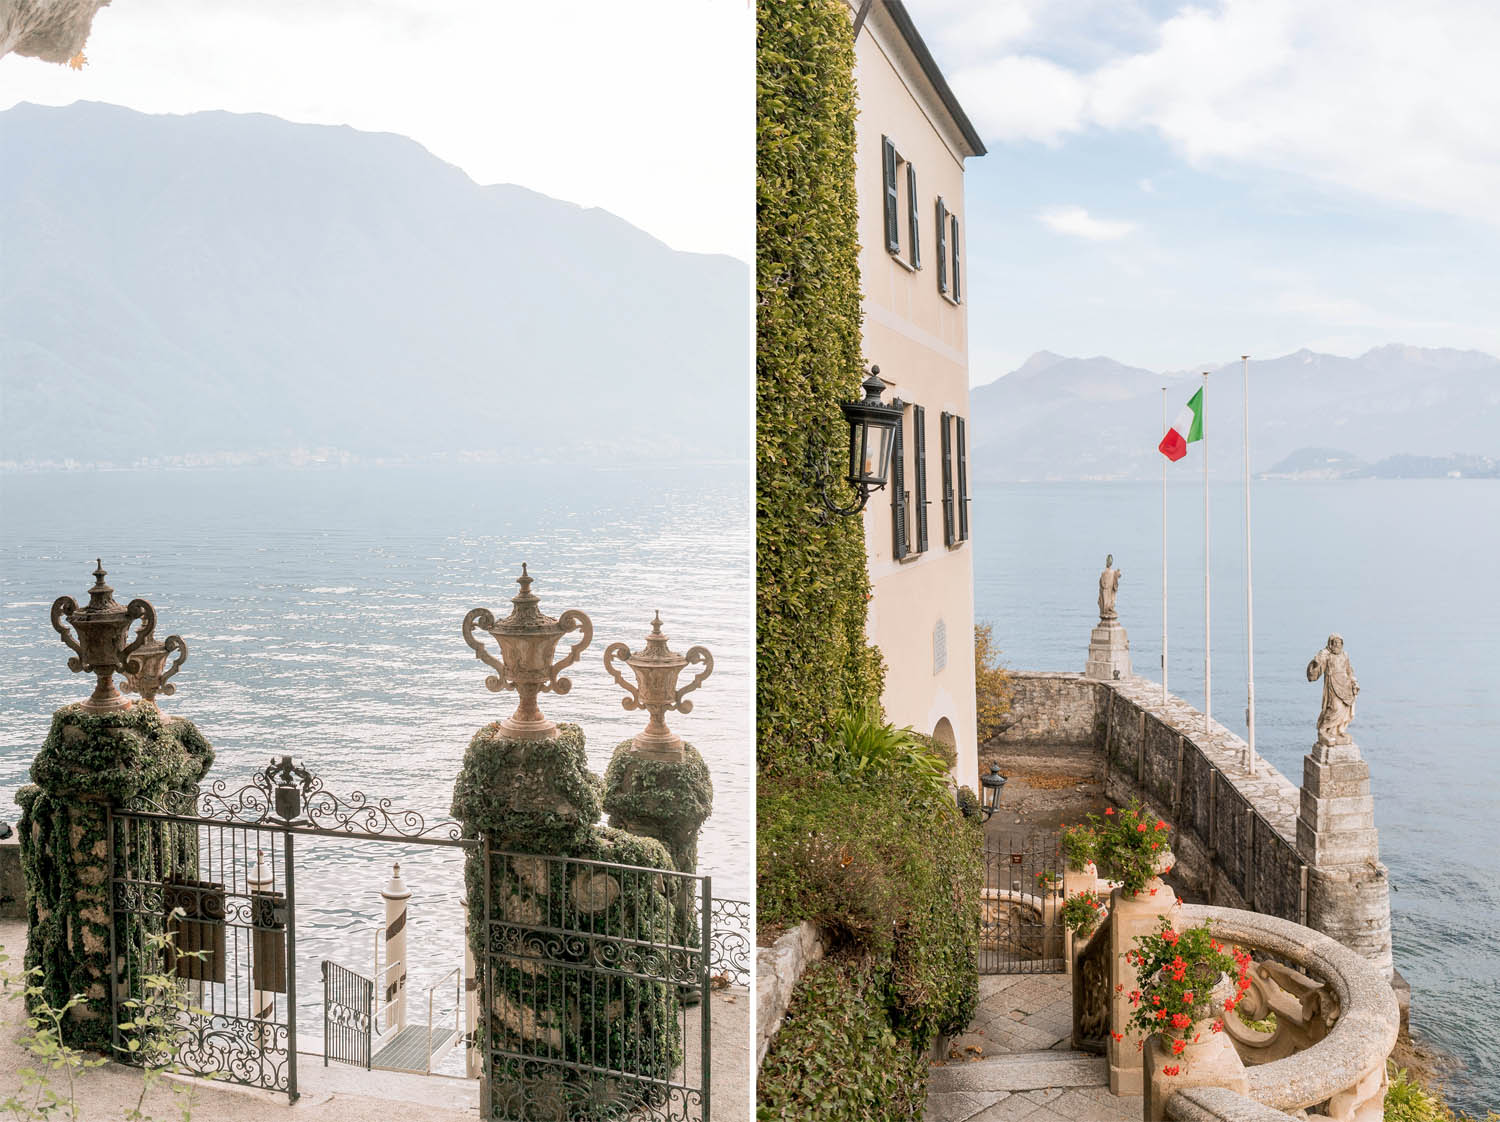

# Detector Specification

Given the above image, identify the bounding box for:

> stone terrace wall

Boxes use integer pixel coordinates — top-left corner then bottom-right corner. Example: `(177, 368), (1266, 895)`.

(996, 672), (1308, 924)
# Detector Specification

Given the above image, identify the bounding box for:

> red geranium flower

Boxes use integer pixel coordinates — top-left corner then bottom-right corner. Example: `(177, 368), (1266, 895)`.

(1171, 1038), (1186, 1055)
(1105, 808), (1115, 815)
(1171, 1013), (1191, 1029)
(1210, 1020), (1223, 1033)
(1111, 1031), (1123, 1041)
(1162, 1065), (1180, 1076)
(1156, 820), (1168, 831)
(1137, 823), (1148, 832)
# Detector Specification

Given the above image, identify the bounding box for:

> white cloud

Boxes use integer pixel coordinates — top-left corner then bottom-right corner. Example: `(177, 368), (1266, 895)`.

(1038, 205), (1136, 240)
(0, 0), (752, 259)
(946, 0), (1500, 227)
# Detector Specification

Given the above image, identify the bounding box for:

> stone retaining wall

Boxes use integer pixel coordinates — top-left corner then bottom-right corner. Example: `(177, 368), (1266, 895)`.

(991, 671), (1392, 983)
(755, 922), (824, 1067)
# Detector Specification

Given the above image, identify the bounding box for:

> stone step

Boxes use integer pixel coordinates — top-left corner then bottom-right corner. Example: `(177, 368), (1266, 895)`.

(927, 1049), (1107, 1095)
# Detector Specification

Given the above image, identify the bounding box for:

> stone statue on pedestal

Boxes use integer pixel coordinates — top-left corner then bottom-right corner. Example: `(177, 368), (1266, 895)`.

(1097, 554), (1121, 621)
(1306, 634), (1359, 747)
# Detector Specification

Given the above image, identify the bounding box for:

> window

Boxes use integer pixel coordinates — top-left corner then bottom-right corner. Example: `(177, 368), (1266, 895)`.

(912, 404), (929, 552)
(882, 136), (921, 268)
(891, 407), (909, 560)
(935, 198), (948, 293)
(940, 410), (955, 547)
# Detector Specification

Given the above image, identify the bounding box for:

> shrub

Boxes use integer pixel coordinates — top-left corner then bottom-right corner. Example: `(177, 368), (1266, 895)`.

(757, 957), (928, 1122)
(757, 0), (884, 772)
(1089, 799), (1173, 896)
(759, 764), (982, 1043)
(975, 623), (1014, 743)
(829, 706), (950, 800)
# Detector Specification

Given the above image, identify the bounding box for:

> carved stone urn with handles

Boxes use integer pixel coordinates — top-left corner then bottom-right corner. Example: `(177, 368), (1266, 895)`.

(122, 633), (189, 703)
(461, 564), (593, 740)
(50, 560), (158, 713)
(603, 612), (713, 761)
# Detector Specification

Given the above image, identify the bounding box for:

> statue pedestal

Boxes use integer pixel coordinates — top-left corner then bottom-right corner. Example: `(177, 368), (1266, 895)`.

(1296, 739), (1393, 979)
(1084, 620), (1132, 681)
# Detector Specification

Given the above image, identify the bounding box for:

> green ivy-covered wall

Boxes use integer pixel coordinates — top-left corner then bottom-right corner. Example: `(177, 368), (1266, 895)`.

(757, 0), (884, 773)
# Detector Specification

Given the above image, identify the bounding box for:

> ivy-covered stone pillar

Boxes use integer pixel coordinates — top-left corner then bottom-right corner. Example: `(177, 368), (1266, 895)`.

(452, 722), (682, 1121)
(16, 702), (213, 1050)
(453, 569), (685, 1120)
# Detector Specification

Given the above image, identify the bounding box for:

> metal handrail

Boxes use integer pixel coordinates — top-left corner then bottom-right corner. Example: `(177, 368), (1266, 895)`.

(371, 929), (405, 1036)
(424, 966), (462, 1074)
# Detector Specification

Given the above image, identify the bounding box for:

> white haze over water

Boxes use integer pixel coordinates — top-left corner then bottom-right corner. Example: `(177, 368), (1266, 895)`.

(0, 463), (751, 1050)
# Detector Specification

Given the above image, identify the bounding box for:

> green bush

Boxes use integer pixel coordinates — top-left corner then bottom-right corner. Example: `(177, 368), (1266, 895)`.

(759, 765), (981, 1043)
(829, 706), (950, 800)
(757, 957), (928, 1122)
(757, 0), (884, 772)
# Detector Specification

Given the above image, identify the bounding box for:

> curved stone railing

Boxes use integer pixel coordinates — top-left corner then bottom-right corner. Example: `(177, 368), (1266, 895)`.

(1163, 904), (1397, 1122)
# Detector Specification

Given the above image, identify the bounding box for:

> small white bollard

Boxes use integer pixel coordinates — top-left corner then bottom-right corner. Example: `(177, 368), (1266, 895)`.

(464, 904), (480, 1078)
(247, 849), (275, 1047)
(382, 862), (411, 1031)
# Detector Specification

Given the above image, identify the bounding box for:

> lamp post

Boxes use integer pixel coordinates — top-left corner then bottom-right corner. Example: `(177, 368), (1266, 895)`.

(461, 564), (593, 740)
(807, 367), (903, 520)
(603, 612), (713, 762)
(980, 764), (1007, 821)
(50, 560), (157, 713)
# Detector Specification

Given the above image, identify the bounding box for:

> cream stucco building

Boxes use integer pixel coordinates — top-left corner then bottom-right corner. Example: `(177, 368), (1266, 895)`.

(850, 0), (986, 791)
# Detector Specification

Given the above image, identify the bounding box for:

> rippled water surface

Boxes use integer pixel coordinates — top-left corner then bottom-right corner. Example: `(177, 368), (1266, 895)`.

(0, 463), (750, 1056)
(974, 479), (1500, 1113)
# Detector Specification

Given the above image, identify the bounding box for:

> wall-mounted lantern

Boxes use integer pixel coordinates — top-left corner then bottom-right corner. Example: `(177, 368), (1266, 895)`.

(806, 367), (903, 521)
(979, 764), (1007, 821)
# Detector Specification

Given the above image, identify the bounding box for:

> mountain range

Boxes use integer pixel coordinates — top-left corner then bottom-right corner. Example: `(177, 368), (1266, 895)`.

(968, 346), (1500, 481)
(0, 102), (749, 469)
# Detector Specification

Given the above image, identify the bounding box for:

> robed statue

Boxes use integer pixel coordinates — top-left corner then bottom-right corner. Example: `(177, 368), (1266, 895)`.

(1097, 554), (1121, 622)
(1306, 634), (1359, 746)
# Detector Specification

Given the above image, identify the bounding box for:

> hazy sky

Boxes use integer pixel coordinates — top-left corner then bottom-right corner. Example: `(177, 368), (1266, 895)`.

(0, 0), (753, 261)
(907, 0), (1500, 382)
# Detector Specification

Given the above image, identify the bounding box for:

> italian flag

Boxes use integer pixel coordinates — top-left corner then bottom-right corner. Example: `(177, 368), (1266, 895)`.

(1159, 388), (1204, 462)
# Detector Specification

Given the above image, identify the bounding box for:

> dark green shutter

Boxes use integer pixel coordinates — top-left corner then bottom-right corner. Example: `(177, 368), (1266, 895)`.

(940, 410), (955, 547)
(957, 415), (970, 542)
(913, 404), (929, 552)
(882, 137), (900, 253)
(891, 408), (908, 560)
(907, 164), (921, 269)
(951, 214), (961, 303)
(935, 198), (948, 293)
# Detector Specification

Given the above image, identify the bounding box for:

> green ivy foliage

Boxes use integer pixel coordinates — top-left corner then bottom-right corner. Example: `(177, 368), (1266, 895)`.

(601, 740), (714, 874)
(760, 764), (982, 1046)
(757, 957), (928, 1122)
(757, 0), (884, 772)
(15, 703), (213, 1050)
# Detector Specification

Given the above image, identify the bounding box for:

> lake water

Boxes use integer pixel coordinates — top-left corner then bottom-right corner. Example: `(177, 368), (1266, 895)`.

(0, 463), (751, 1054)
(973, 479), (1500, 1113)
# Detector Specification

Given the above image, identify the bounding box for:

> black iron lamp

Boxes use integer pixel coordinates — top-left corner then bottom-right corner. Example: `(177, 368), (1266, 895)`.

(979, 764), (1007, 821)
(807, 367), (903, 521)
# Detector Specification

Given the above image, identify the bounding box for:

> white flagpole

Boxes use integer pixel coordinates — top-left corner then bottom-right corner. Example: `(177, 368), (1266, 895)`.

(1242, 355), (1257, 775)
(1162, 387), (1168, 707)
(1202, 371), (1211, 739)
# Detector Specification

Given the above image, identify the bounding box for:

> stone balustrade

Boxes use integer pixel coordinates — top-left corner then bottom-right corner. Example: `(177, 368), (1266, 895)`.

(1073, 896), (1397, 1122)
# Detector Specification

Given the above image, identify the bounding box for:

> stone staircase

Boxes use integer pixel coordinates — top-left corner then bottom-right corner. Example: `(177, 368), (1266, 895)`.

(926, 1051), (1137, 1122)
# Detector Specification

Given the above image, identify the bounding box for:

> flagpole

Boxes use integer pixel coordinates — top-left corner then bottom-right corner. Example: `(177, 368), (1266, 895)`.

(1242, 355), (1256, 775)
(1202, 370), (1210, 739)
(1161, 386), (1168, 707)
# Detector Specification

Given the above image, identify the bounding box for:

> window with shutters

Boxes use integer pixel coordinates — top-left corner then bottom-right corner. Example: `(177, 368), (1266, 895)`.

(890, 406), (909, 560)
(956, 415), (970, 542)
(881, 136), (901, 255)
(912, 404), (929, 553)
(935, 198), (948, 294)
(906, 164), (921, 269)
(940, 410), (955, 547)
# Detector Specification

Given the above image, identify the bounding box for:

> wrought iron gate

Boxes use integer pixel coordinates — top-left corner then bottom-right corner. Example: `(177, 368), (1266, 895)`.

(108, 756), (471, 1102)
(481, 849), (711, 1121)
(980, 831), (1066, 974)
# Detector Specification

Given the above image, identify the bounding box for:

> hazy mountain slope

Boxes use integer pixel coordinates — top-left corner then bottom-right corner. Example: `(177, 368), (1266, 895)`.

(969, 346), (1500, 481)
(0, 102), (749, 466)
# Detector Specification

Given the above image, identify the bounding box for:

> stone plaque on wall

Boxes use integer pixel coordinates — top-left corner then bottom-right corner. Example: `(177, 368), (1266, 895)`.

(933, 618), (947, 674)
